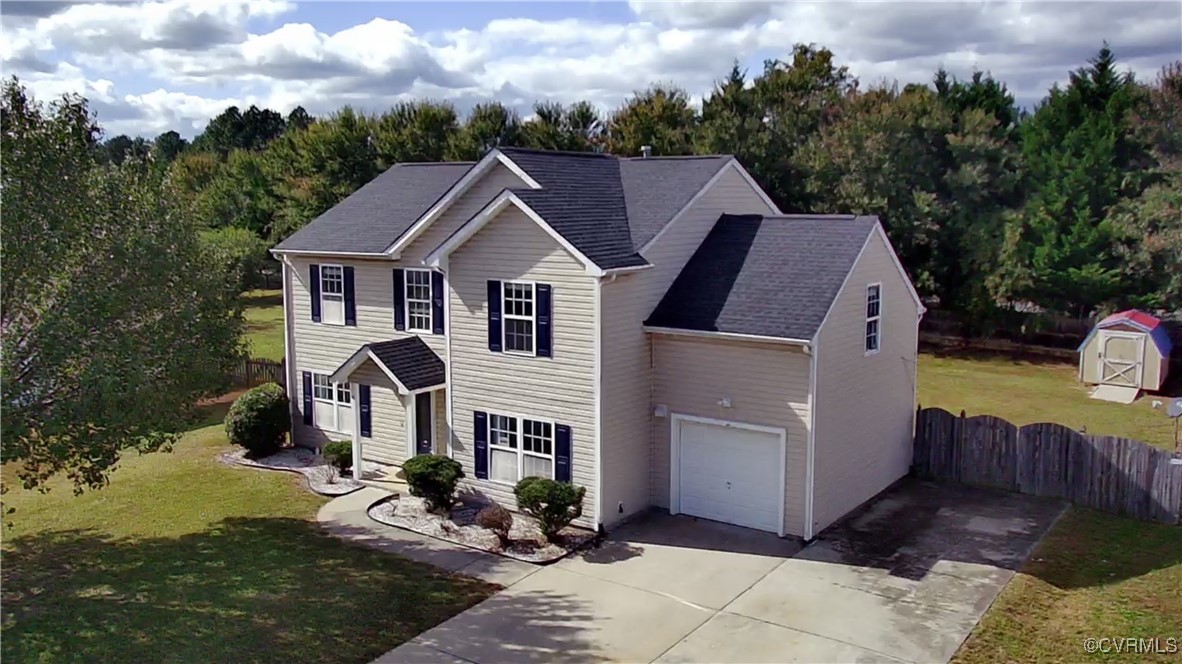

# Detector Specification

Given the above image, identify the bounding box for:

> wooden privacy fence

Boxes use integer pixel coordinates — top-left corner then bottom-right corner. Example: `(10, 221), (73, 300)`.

(913, 407), (1182, 524)
(231, 358), (285, 388)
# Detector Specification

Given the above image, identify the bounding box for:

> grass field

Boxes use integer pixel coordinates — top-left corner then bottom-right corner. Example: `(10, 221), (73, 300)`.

(954, 507), (1182, 663)
(918, 351), (1179, 449)
(1, 421), (494, 663)
(242, 289), (284, 361)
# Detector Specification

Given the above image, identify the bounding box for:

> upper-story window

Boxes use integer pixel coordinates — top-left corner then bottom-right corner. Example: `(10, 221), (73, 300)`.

(503, 282), (535, 354)
(405, 269), (433, 332)
(865, 283), (882, 354)
(320, 265), (345, 325)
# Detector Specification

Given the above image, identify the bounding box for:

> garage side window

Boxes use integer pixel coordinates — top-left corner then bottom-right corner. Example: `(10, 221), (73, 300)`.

(865, 283), (881, 355)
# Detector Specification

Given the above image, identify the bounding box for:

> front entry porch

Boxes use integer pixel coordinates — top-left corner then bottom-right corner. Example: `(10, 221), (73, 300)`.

(328, 337), (449, 481)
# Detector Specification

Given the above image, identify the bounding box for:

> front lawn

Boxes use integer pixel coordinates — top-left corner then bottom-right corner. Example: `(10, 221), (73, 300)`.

(242, 288), (284, 361)
(1, 424), (494, 663)
(918, 350), (1179, 449)
(954, 507), (1182, 663)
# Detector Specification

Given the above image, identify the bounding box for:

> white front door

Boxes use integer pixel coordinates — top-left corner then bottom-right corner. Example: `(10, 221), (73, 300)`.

(1099, 332), (1143, 387)
(672, 417), (784, 534)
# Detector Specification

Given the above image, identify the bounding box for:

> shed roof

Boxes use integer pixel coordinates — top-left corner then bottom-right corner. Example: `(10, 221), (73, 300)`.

(1079, 309), (1174, 357)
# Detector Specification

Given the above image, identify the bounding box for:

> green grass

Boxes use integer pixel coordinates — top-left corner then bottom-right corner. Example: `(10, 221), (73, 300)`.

(918, 351), (1179, 449)
(1, 423), (494, 663)
(954, 507), (1182, 664)
(242, 289), (284, 361)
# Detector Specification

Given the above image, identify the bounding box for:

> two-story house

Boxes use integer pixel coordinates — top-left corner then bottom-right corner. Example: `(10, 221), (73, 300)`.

(272, 147), (923, 540)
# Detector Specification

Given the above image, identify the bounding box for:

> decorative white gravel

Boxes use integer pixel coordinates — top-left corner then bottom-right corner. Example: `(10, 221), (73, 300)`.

(368, 494), (596, 563)
(221, 447), (365, 496)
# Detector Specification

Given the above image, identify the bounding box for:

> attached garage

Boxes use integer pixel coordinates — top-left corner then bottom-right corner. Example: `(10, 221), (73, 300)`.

(670, 415), (786, 535)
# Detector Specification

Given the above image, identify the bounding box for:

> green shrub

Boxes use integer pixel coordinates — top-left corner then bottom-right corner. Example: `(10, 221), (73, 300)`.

(322, 440), (352, 472)
(224, 382), (289, 457)
(475, 504), (513, 548)
(402, 455), (464, 513)
(513, 477), (585, 542)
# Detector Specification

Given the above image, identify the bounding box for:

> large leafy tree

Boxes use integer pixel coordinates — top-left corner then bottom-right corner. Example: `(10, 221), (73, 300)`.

(519, 100), (605, 152)
(994, 45), (1151, 316)
(372, 101), (458, 166)
(448, 101), (522, 160)
(608, 84), (697, 156)
(151, 129), (188, 166)
(192, 104), (287, 156)
(1, 80), (244, 494)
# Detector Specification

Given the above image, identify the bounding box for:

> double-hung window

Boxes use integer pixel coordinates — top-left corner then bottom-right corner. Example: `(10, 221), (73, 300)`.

(319, 265), (345, 325)
(487, 413), (554, 483)
(405, 269), (433, 332)
(865, 283), (882, 354)
(312, 372), (352, 433)
(502, 282), (535, 354)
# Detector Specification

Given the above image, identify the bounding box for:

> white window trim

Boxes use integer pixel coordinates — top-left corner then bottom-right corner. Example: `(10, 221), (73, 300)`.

(501, 280), (537, 357)
(311, 371), (353, 435)
(865, 282), (882, 356)
(485, 411), (556, 486)
(318, 263), (346, 327)
(404, 268), (434, 333)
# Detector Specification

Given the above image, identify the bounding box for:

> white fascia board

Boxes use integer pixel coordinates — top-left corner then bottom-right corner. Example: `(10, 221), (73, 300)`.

(331, 348), (412, 395)
(384, 150), (541, 258)
(644, 325), (812, 348)
(872, 222), (925, 316)
(271, 248), (389, 259)
(731, 160), (782, 215)
(424, 190), (606, 277)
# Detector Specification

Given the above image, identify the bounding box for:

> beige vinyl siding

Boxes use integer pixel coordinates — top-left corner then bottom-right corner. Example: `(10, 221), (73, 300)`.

(651, 336), (811, 537)
(352, 361), (407, 465)
(447, 206), (598, 527)
(285, 162), (527, 449)
(1079, 328), (1164, 389)
(599, 162), (779, 527)
(811, 231), (920, 535)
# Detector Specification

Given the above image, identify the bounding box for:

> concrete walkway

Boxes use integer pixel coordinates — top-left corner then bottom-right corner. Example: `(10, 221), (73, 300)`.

(317, 487), (538, 587)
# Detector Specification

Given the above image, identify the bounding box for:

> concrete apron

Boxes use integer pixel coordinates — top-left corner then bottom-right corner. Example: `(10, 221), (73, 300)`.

(376, 481), (1065, 664)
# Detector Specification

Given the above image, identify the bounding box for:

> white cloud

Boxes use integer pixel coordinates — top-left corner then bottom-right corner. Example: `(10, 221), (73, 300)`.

(3, 0), (1179, 137)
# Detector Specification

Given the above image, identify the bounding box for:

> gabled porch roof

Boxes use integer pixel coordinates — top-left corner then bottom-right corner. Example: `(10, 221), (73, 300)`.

(330, 337), (445, 395)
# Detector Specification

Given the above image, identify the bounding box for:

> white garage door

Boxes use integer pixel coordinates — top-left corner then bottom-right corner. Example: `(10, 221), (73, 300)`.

(675, 419), (783, 533)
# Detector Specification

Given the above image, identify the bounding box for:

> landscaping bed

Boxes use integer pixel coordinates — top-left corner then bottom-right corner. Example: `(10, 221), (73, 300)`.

(221, 447), (364, 496)
(368, 493), (595, 563)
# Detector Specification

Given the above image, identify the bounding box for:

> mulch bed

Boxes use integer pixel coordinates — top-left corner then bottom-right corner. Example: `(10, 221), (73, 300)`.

(221, 447), (364, 496)
(367, 494), (596, 564)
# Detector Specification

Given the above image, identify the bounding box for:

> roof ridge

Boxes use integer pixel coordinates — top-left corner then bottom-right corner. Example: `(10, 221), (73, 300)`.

(620, 154), (732, 161)
(497, 146), (614, 159)
(394, 161), (476, 167)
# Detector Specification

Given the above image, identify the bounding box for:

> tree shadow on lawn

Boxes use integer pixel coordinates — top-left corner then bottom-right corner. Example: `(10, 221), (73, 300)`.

(922, 345), (1074, 367)
(1, 517), (512, 663)
(241, 290), (283, 309)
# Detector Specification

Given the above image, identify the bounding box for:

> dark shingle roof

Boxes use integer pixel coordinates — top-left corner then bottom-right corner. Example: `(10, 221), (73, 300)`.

(366, 337), (445, 390)
(618, 156), (733, 248)
(645, 214), (878, 341)
(274, 147), (739, 268)
(274, 162), (473, 253)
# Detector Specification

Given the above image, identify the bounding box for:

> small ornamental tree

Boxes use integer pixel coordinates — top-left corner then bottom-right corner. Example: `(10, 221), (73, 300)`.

(402, 455), (464, 513)
(513, 477), (585, 542)
(224, 383), (289, 458)
(475, 504), (513, 548)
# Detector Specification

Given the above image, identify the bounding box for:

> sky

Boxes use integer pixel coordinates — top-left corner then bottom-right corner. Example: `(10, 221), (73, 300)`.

(2, 0), (1180, 139)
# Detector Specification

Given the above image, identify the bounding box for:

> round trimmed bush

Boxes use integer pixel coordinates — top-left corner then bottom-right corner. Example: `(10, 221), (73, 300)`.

(402, 454), (464, 513)
(224, 382), (289, 458)
(322, 440), (353, 472)
(513, 477), (585, 542)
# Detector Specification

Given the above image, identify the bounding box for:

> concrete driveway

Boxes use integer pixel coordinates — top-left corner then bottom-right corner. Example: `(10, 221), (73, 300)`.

(380, 480), (1064, 664)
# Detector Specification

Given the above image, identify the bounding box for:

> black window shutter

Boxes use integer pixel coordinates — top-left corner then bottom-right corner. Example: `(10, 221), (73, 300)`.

(431, 271), (445, 335)
(343, 266), (356, 326)
(474, 411), (489, 479)
(309, 265), (321, 323)
(536, 283), (553, 358)
(555, 424), (572, 483)
(487, 280), (502, 352)
(359, 384), (371, 438)
(392, 269), (406, 331)
(301, 371), (314, 425)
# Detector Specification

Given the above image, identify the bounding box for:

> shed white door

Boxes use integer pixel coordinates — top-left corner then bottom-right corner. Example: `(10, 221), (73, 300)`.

(1099, 332), (1143, 387)
(674, 418), (783, 533)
